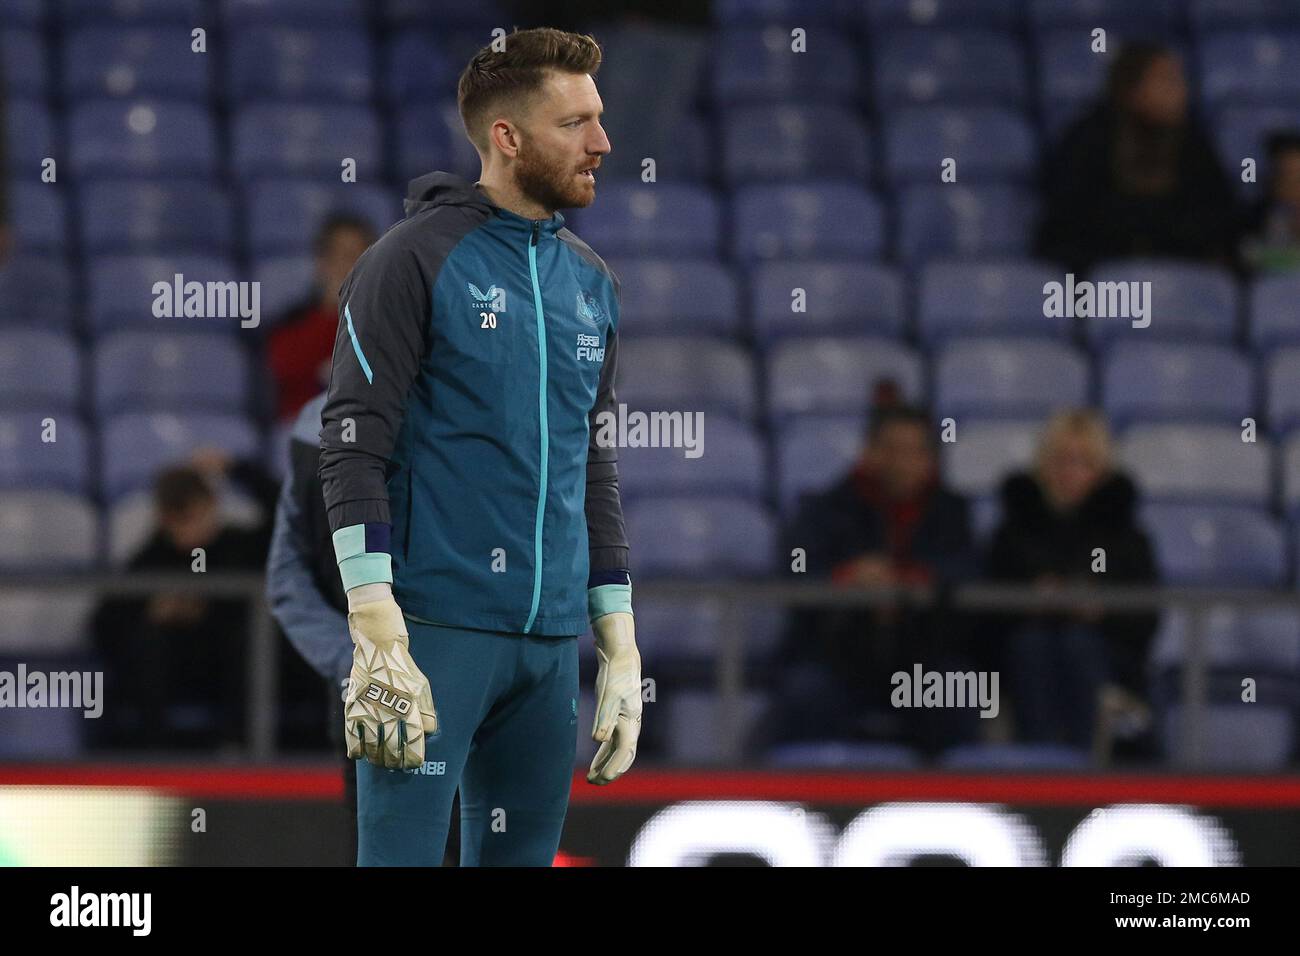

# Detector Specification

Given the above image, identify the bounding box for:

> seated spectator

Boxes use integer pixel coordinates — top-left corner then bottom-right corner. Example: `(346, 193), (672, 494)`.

(89, 450), (279, 751)
(749, 395), (979, 759)
(264, 213), (376, 423)
(1244, 131), (1300, 272)
(986, 410), (1159, 755)
(1036, 43), (1241, 275)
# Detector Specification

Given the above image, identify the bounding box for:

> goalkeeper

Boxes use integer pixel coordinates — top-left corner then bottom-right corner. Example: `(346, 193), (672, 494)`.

(319, 27), (641, 867)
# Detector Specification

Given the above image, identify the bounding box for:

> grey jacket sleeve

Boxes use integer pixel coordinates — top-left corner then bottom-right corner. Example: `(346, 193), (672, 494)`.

(586, 279), (630, 575)
(318, 236), (430, 533)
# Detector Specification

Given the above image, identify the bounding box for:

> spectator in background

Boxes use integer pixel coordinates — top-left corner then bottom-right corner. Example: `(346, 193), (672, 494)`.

(265, 214), (376, 423)
(89, 450), (279, 751)
(749, 391), (979, 759)
(986, 410), (1159, 755)
(1036, 43), (1241, 275)
(1243, 131), (1300, 273)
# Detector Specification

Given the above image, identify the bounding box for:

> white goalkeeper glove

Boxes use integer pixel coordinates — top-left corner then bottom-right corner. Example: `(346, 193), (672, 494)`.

(588, 611), (642, 785)
(343, 583), (439, 770)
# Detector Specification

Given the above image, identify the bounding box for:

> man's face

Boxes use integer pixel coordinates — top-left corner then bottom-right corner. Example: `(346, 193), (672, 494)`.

(870, 422), (935, 500)
(511, 70), (611, 211)
(317, 226), (372, 301)
(160, 499), (219, 552)
(1041, 434), (1105, 510)
(1273, 150), (1300, 207)
(1128, 54), (1187, 127)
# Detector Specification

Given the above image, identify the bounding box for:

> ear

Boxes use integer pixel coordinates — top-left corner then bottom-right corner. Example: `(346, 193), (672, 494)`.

(489, 118), (522, 159)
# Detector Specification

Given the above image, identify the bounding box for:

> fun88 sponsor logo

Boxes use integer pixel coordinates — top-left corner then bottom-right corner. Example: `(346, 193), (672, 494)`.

(576, 333), (604, 363)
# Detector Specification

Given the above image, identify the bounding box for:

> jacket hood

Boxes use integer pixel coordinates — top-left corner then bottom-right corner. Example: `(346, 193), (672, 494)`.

(999, 469), (1139, 527)
(403, 171), (566, 236)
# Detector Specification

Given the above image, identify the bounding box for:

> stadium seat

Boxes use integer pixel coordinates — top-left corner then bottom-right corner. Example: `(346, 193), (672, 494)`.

(4, 99), (55, 175)
(392, 103), (480, 183)
(226, 29), (374, 103)
(0, 256), (74, 329)
(750, 262), (905, 342)
(0, 0), (44, 26)
(380, 0), (508, 29)
(568, 183), (722, 259)
(92, 331), (252, 416)
(7, 181), (66, 251)
(616, 337), (757, 421)
(1084, 261), (1238, 346)
(63, 27), (210, 100)
(244, 180), (397, 256)
(611, 259), (742, 338)
(251, 256), (315, 324)
(917, 260), (1068, 342)
(938, 743), (1093, 770)
(0, 491), (99, 571)
(1117, 424), (1271, 506)
(883, 106), (1037, 185)
(1266, 348), (1300, 433)
(723, 104), (871, 183)
(384, 33), (457, 105)
(86, 254), (240, 331)
(775, 415), (865, 517)
(1212, 105), (1300, 196)
(664, 689), (769, 765)
(933, 339), (1089, 419)
(231, 104), (382, 180)
(1153, 604), (1300, 672)
(1190, 0), (1300, 29)
(768, 337), (924, 423)
(0, 330), (81, 410)
(633, 596), (784, 668)
(1, 28), (48, 97)
(1162, 705), (1295, 769)
(1141, 503), (1286, 586)
(873, 30), (1027, 107)
(0, 413), (91, 494)
(0, 594), (94, 654)
(625, 496), (778, 578)
(59, 0), (205, 23)
(1281, 434), (1300, 516)
(1027, 0), (1185, 32)
(99, 412), (263, 501)
(713, 26), (863, 105)
(897, 184), (1037, 264)
(618, 416), (766, 504)
(866, 0), (1021, 29)
(943, 419), (1040, 498)
(1250, 274), (1300, 351)
(1199, 32), (1300, 108)
(219, 0), (367, 27)
(79, 181), (234, 255)
(765, 741), (924, 769)
(732, 183), (886, 262)
(1101, 343), (1252, 426)
(70, 101), (219, 179)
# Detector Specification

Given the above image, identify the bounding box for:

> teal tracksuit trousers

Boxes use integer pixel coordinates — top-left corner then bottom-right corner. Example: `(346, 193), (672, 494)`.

(356, 618), (579, 866)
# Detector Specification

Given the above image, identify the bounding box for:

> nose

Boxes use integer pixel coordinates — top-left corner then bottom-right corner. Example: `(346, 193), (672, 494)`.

(590, 121), (611, 157)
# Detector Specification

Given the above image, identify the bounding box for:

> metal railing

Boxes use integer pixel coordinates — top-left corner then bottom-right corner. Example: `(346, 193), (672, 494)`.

(1, 572), (1290, 765)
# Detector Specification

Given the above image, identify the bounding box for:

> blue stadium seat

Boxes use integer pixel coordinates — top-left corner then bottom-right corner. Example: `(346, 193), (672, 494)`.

(1027, 0), (1185, 32)
(70, 101), (219, 179)
(618, 417), (766, 504)
(723, 104), (871, 183)
(732, 183), (886, 262)
(1085, 261), (1238, 346)
(632, 596), (783, 666)
(0, 413), (91, 494)
(1282, 434), (1300, 516)
(227, 28), (374, 103)
(392, 103), (479, 183)
(866, 0), (1021, 29)
(1118, 424), (1272, 506)
(252, 256), (315, 324)
(244, 180), (397, 256)
(917, 260), (1069, 342)
(4, 100), (53, 176)
(64, 27), (209, 100)
(0, 329), (81, 410)
(100, 412), (263, 501)
(768, 337), (924, 422)
(231, 104), (382, 179)
(750, 262), (904, 342)
(569, 183), (722, 259)
(1142, 503), (1286, 586)
(765, 741), (924, 769)
(0, 491), (99, 571)
(1162, 705), (1294, 769)
(1190, 0), (1300, 28)
(664, 689), (769, 765)
(86, 254), (240, 331)
(59, 0), (205, 23)
(79, 181), (234, 254)
(933, 339), (1089, 419)
(7, 182), (66, 251)
(611, 259), (742, 338)
(1266, 348), (1300, 433)
(616, 337), (757, 421)
(1153, 604), (1300, 672)
(1, 29), (47, 97)
(0, 0), (44, 26)
(1101, 343), (1252, 426)
(1212, 106), (1300, 191)
(219, 0), (367, 26)
(1250, 273), (1300, 351)
(897, 185), (1037, 264)
(883, 107), (1037, 185)
(938, 743), (1092, 770)
(873, 30), (1027, 106)
(625, 495), (778, 577)
(1200, 32), (1300, 108)
(380, 0), (508, 28)
(0, 256), (74, 329)
(384, 33), (457, 105)
(775, 415), (864, 516)
(714, 0), (861, 27)
(713, 27), (862, 105)
(943, 419), (1040, 497)
(92, 331), (252, 416)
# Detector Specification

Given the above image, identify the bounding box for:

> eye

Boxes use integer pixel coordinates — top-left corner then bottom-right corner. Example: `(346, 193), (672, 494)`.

(565, 119), (583, 128)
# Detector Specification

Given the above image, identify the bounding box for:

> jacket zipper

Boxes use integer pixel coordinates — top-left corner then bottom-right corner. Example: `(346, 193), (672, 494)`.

(523, 220), (548, 633)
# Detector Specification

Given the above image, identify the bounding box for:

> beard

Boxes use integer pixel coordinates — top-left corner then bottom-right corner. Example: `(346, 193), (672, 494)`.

(514, 140), (596, 212)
